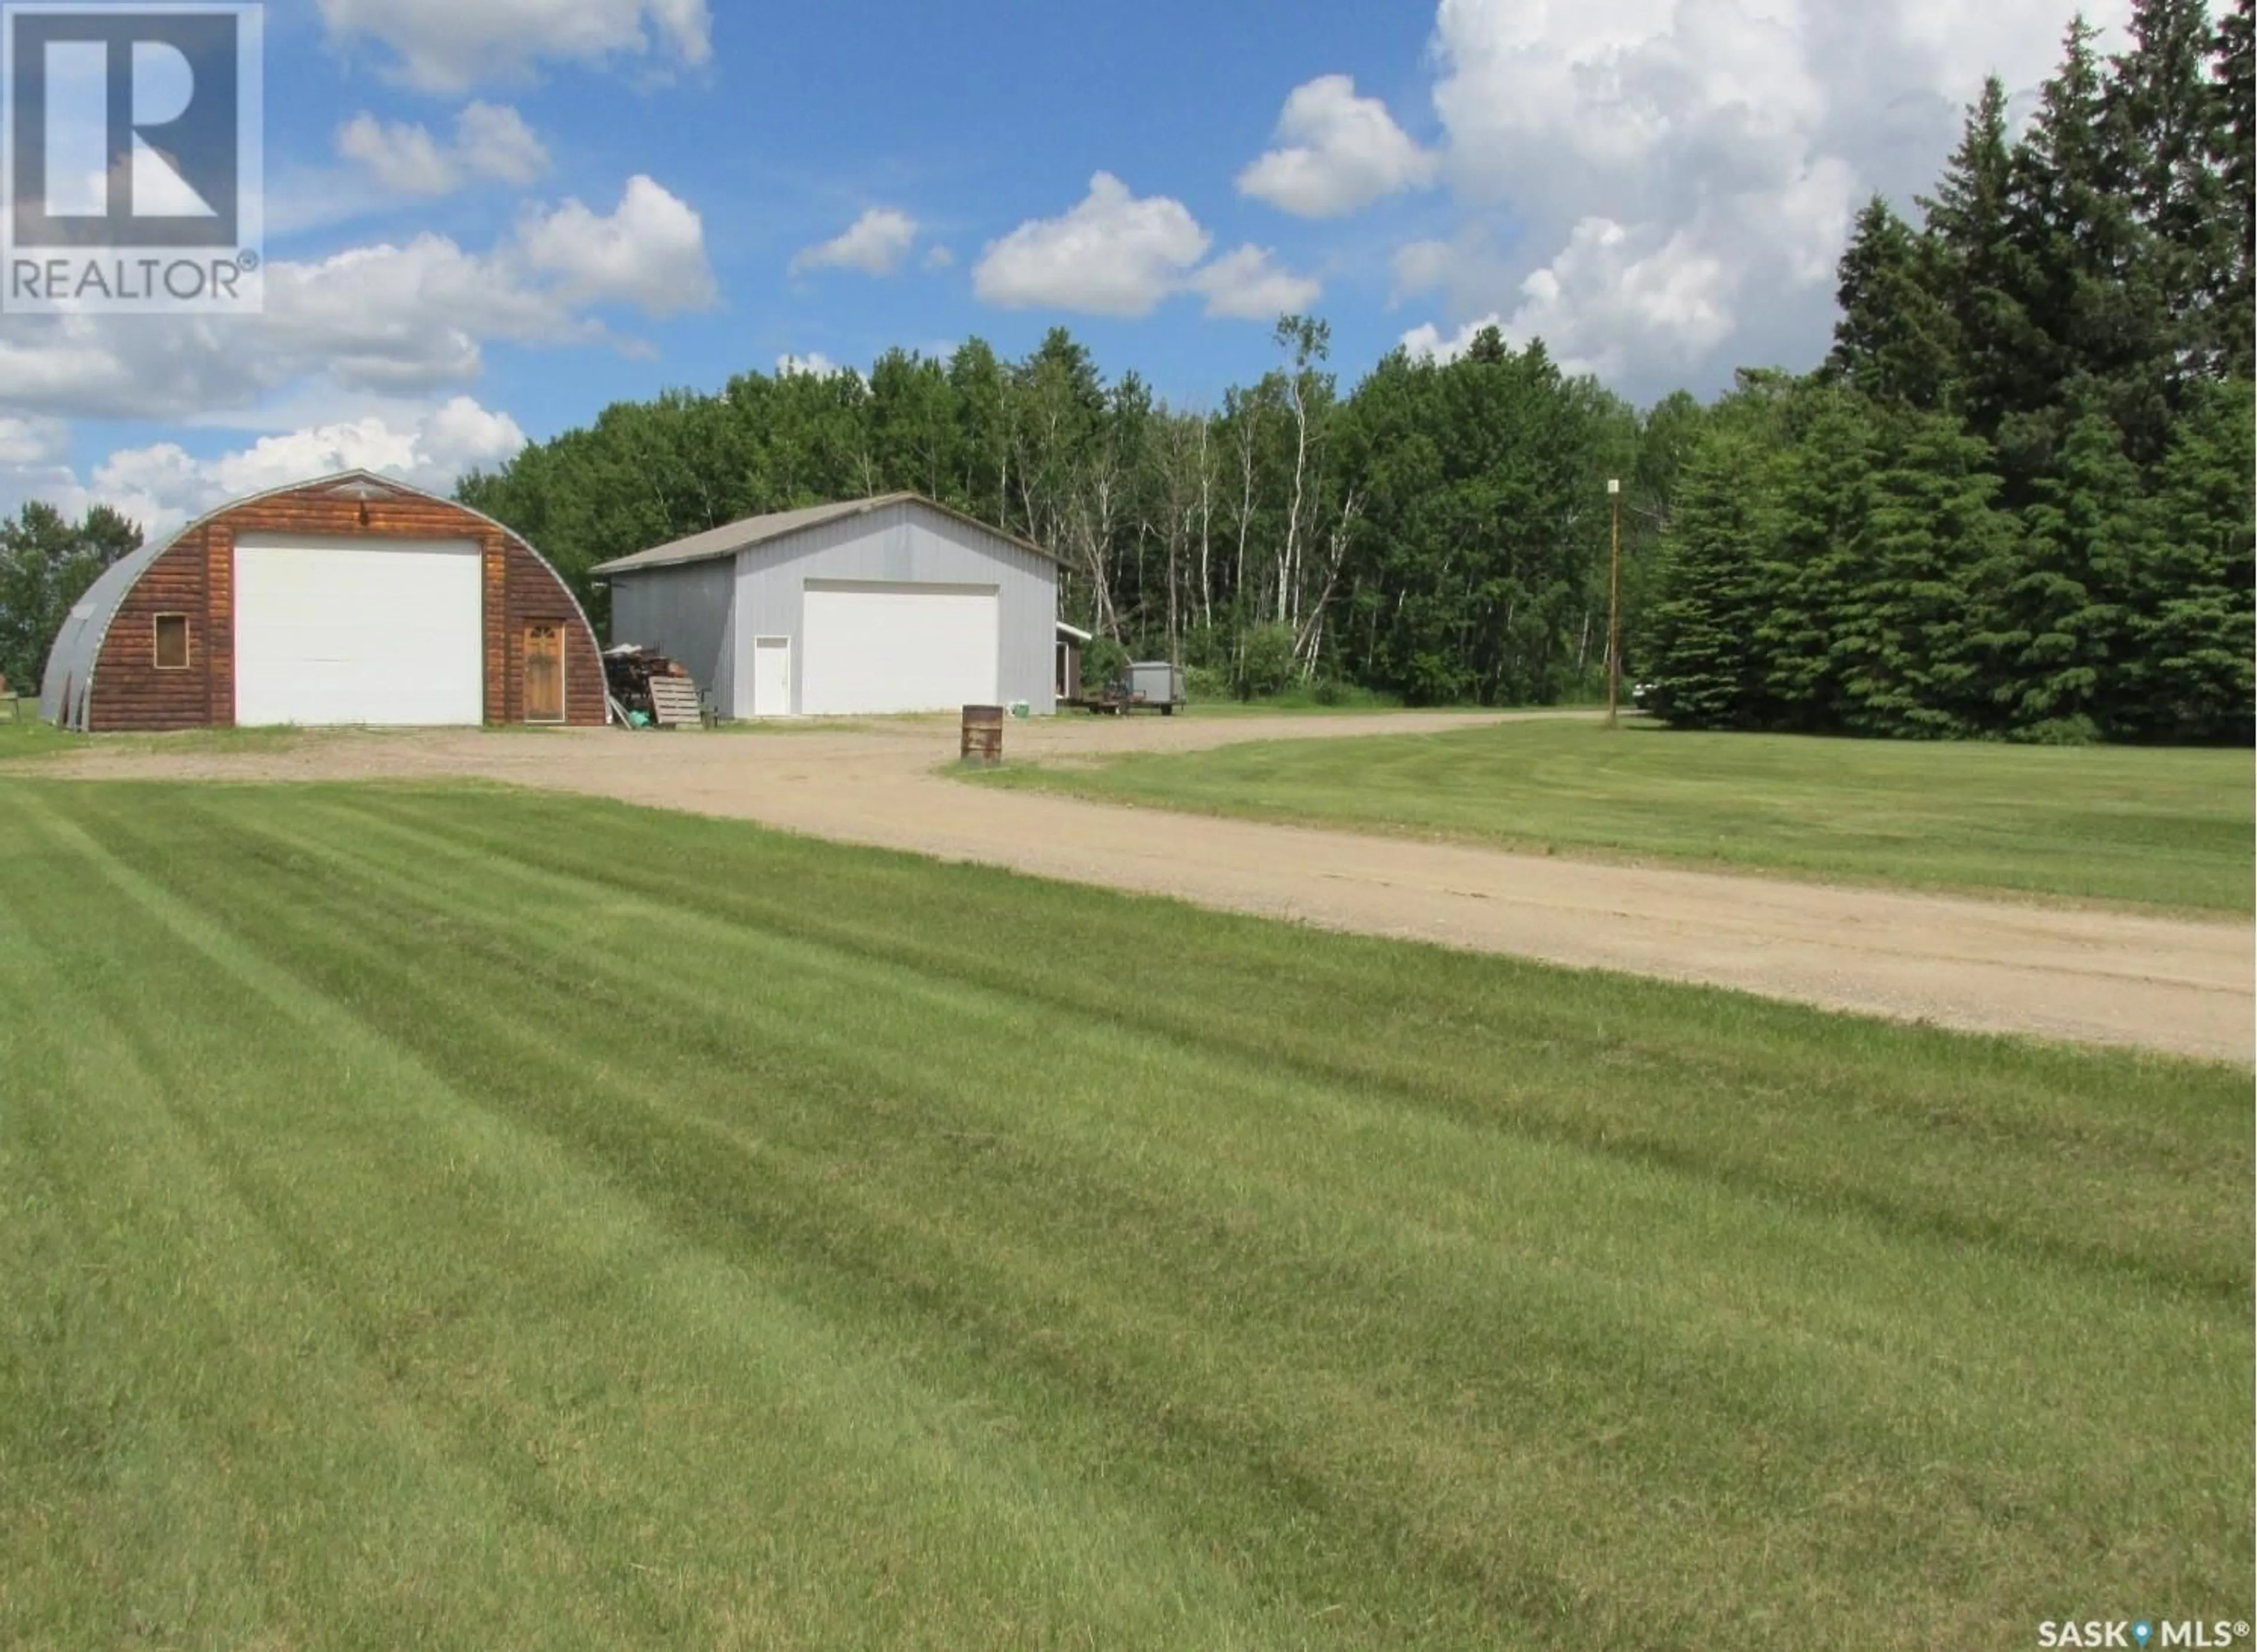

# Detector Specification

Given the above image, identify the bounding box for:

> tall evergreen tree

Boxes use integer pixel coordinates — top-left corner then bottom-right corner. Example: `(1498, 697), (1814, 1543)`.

(2106, 0), (2231, 444)
(1838, 412), (2011, 737)
(1645, 427), (1785, 729)
(2118, 376), (2257, 740)
(1828, 196), (1960, 410)
(1757, 387), (1880, 729)
(2004, 20), (2145, 472)
(1920, 78), (2039, 444)
(1995, 407), (2145, 736)
(2210, 0), (2255, 377)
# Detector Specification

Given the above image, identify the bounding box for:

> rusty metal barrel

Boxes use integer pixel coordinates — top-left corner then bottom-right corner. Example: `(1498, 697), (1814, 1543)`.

(960, 703), (1004, 765)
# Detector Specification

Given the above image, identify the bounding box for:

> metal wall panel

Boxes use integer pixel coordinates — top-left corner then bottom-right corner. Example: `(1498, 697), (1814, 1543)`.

(731, 502), (1057, 716)
(38, 538), (171, 728)
(609, 558), (735, 714)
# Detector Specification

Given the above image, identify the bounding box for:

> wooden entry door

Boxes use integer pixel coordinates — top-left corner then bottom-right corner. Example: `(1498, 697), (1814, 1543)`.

(523, 624), (565, 723)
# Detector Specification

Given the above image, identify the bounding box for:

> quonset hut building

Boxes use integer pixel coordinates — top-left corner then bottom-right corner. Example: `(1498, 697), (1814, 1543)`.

(42, 471), (605, 732)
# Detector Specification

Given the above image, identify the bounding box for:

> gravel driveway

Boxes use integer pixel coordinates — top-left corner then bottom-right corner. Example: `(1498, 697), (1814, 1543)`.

(24, 711), (2253, 1063)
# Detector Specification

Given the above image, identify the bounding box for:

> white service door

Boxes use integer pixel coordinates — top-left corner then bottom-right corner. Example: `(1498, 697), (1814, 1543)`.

(799, 582), (1000, 716)
(235, 535), (484, 726)
(751, 635), (792, 717)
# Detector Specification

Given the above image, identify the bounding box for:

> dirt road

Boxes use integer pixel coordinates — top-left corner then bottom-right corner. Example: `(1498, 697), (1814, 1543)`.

(24, 712), (2253, 1063)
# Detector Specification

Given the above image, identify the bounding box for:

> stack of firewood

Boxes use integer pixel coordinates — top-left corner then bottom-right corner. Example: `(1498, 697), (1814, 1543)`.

(602, 646), (699, 726)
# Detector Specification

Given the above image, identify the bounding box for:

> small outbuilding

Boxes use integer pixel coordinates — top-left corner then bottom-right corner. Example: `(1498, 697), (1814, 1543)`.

(1055, 620), (1092, 703)
(41, 471), (605, 732)
(591, 494), (1062, 718)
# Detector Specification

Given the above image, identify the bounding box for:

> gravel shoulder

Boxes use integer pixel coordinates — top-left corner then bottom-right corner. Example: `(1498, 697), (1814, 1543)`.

(19, 711), (2252, 1063)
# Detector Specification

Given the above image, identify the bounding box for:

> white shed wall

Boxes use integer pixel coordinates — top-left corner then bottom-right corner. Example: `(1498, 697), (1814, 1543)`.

(728, 503), (1057, 717)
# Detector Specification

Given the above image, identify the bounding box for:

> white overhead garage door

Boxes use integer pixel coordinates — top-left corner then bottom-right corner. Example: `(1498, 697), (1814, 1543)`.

(800, 581), (1000, 716)
(234, 535), (484, 726)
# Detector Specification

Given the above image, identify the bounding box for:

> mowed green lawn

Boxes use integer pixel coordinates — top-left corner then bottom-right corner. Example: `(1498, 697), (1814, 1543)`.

(0, 779), (2248, 1650)
(983, 720), (2256, 912)
(0, 712), (77, 761)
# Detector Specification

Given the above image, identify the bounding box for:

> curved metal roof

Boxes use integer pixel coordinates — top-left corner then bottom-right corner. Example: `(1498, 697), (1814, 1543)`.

(39, 469), (605, 732)
(40, 530), (180, 729)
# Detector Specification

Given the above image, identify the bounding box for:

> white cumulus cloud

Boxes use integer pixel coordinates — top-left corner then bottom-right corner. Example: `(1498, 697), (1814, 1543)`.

(3, 398), (528, 544)
(318, 0), (712, 92)
(790, 208), (921, 277)
(455, 103), (552, 186)
(1403, 0), (2132, 396)
(0, 176), (718, 423)
(975, 173), (1318, 321)
(1190, 246), (1323, 320)
(1238, 75), (1438, 216)
(0, 417), (69, 469)
(337, 116), (454, 195)
(337, 101), (551, 195)
(514, 175), (719, 315)
(975, 173), (1210, 317)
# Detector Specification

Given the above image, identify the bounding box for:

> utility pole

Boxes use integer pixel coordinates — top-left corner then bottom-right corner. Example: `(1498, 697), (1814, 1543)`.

(1606, 478), (1622, 728)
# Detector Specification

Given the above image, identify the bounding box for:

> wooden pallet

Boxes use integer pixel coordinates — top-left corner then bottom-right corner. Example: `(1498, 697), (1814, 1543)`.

(646, 676), (704, 728)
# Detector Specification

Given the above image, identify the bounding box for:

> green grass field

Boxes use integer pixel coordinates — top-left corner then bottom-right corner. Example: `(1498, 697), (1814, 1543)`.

(0, 710), (77, 760)
(0, 719), (333, 762)
(1, 777), (2248, 1649)
(981, 719), (2256, 912)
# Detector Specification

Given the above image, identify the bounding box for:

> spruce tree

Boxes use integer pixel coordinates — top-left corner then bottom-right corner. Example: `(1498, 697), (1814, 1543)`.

(1920, 79), (2038, 446)
(1645, 428), (1782, 729)
(1759, 387), (1880, 729)
(2107, 0), (2229, 448)
(1840, 413), (2012, 737)
(2118, 376), (2256, 740)
(2004, 19), (2144, 474)
(1827, 197), (1960, 411)
(2001, 408), (2146, 738)
(2211, 0), (2255, 378)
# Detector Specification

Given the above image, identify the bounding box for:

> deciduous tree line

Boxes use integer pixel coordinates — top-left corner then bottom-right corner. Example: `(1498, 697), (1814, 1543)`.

(464, 0), (2250, 739)
(8, 0), (2239, 740)
(459, 316), (1652, 706)
(1646, 0), (2253, 743)
(0, 503), (142, 699)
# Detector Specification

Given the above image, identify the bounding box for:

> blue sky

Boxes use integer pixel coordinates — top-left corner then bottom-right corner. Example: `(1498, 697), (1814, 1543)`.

(265, 0), (1446, 417)
(0, 0), (2126, 537)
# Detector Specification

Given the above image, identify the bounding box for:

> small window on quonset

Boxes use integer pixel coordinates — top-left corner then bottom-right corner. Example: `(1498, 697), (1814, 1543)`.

(153, 614), (189, 671)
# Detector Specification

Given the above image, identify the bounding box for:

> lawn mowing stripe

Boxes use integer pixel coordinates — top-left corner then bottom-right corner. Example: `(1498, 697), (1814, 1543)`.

(198, 786), (2251, 1353)
(0, 802), (648, 1649)
(43, 780), (2248, 1643)
(302, 781), (2248, 1303)
(11, 790), (1300, 1648)
(196, 784), (2255, 1412)
(977, 722), (2255, 912)
(150, 785), (2248, 1444)
(108, 793), (1654, 1641)
(4, 779), (2247, 1648)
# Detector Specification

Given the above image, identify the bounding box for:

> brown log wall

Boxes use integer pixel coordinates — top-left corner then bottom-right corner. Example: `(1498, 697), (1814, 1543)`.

(86, 486), (602, 732)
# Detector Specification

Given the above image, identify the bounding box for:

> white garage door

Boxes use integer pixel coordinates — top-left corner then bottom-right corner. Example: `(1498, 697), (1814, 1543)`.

(800, 581), (1000, 716)
(235, 535), (484, 726)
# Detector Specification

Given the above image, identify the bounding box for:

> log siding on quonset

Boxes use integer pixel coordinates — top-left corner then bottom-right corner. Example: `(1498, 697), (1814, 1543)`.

(48, 473), (605, 733)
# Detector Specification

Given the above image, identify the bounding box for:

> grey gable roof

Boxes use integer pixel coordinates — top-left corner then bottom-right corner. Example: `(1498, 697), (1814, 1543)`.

(588, 493), (1063, 577)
